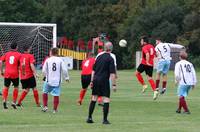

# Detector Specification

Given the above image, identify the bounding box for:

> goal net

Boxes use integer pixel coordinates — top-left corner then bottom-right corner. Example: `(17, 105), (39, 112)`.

(0, 22), (57, 66)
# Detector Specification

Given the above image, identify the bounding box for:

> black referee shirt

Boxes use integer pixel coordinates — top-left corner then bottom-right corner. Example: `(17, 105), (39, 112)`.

(93, 52), (116, 80)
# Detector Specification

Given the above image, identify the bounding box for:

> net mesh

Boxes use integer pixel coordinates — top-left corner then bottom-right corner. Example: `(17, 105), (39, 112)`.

(0, 25), (54, 65)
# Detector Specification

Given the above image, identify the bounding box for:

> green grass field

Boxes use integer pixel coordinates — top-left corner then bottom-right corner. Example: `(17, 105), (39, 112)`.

(0, 70), (200, 132)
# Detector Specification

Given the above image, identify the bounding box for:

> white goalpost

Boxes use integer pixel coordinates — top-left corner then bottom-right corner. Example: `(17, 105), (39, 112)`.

(0, 22), (57, 66)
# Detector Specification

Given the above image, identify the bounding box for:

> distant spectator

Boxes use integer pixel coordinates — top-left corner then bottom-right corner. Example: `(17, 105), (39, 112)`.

(87, 39), (93, 52)
(68, 39), (74, 50)
(78, 39), (85, 51)
(58, 37), (68, 49)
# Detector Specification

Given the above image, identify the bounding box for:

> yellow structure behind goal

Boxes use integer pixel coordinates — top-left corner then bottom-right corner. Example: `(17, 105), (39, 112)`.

(59, 49), (87, 60)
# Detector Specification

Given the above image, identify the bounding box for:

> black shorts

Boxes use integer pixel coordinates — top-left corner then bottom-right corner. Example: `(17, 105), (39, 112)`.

(137, 64), (153, 77)
(20, 76), (36, 89)
(92, 77), (110, 98)
(4, 78), (19, 87)
(81, 75), (91, 89)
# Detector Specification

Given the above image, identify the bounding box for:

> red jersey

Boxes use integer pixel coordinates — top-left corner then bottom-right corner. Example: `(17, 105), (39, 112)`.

(141, 44), (156, 65)
(1, 51), (21, 79)
(81, 57), (95, 75)
(19, 53), (35, 80)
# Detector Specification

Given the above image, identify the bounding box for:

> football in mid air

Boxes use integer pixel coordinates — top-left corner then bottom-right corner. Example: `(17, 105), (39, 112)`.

(119, 39), (127, 47)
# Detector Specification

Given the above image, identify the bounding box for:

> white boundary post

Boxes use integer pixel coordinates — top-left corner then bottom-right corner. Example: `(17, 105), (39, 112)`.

(136, 51), (141, 68)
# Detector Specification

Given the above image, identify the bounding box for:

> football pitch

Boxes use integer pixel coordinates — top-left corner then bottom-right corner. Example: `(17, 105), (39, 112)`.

(0, 70), (199, 132)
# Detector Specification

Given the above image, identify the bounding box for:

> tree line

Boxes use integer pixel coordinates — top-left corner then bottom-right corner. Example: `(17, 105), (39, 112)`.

(0, 0), (200, 69)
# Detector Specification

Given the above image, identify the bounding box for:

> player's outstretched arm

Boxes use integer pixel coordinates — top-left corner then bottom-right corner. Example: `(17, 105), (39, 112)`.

(168, 43), (185, 49)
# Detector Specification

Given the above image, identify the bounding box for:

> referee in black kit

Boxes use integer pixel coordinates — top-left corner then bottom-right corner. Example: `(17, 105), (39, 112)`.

(86, 41), (117, 125)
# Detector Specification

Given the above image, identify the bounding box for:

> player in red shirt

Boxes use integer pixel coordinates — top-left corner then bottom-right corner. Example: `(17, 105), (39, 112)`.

(0, 42), (21, 109)
(135, 36), (159, 100)
(17, 45), (40, 107)
(77, 53), (95, 105)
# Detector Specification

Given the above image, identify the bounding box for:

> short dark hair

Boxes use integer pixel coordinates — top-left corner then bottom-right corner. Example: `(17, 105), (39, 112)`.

(141, 36), (149, 43)
(51, 48), (59, 55)
(23, 45), (30, 51)
(10, 42), (17, 49)
(179, 51), (188, 60)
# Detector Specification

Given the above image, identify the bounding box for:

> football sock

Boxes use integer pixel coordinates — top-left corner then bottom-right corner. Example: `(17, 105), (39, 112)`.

(98, 96), (103, 104)
(178, 97), (182, 110)
(43, 93), (48, 107)
(2, 87), (8, 102)
(181, 96), (189, 112)
(162, 81), (167, 89)
(88, 101), (96, 118)
(135, 72), (145, 85)
(18, 90), (28, 105)
(103, 103), (109, 121)
(53, 96), (59, 111)
(148, 79), (156, 91)
(79, 89), (87, 101)
(13, 88), (18, 103)
(156, 80), (160, 88)
(33, 89), (40, 105)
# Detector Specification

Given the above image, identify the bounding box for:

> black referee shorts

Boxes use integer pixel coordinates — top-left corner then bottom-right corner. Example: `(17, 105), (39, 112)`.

(92, 77), (110, 98)
(4, 78), (19, 87)
(81, 75), (91, 89)
(137, 64), (153, 77)
(20, 76), (36, 89)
